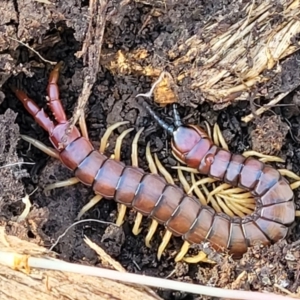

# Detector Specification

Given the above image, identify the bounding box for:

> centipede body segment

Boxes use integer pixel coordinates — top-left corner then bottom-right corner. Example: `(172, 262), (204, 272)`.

(10, 65), (296, 262)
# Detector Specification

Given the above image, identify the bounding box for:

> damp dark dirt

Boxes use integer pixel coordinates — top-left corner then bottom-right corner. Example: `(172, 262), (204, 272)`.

(1, 1), (300, 299)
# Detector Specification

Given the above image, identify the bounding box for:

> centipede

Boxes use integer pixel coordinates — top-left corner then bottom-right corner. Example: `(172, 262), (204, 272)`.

(10, 63), (296, 263)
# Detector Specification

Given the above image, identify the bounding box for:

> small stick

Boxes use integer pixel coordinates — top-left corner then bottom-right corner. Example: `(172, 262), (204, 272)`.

(68, 0), (108, 131)
(242, 91), (290, 123)
(0, 250), (296, 300)
(6, 36), (56, 65)
(136, 71), (171, 99)
(49, 218), (117, 252)
(0, 162), (35, 169)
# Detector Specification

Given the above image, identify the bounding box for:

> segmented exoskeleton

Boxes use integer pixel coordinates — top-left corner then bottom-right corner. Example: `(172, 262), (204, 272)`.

(10, 64), (296, 262)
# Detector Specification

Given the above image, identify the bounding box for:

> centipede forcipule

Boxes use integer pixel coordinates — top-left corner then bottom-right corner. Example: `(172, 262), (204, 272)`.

(10, 64), (296, 262)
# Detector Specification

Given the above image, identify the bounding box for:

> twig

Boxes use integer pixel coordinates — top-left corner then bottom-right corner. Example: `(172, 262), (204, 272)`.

(274, 283), (299, 298)
(6, 36), (57, 65)
(0, 250), (297, 300)
(84, 236), (126, 272)
(68, 0), (108, 132)
(241, 91), (290, 123)
(84, 237), (163, 300)
(136, 71), (169, 98)
(34, 0), (52, 4)
(0, 162), (35, 169)
(49, 218), (117, 251)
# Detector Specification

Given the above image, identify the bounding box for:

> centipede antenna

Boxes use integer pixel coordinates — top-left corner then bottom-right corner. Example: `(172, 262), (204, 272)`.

(172, 104), (183, 127)
(139, 99), (175, 135)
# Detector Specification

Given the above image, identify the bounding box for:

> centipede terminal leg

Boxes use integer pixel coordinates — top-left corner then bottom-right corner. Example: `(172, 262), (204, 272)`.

(46, 62), (67, 124)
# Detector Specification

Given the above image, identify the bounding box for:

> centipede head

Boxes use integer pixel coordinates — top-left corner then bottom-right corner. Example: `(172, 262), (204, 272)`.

(171, 124), (209, 164)
(139, 99), (209, 164)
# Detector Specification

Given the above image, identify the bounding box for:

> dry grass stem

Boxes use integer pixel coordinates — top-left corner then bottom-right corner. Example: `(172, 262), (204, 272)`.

(171, 0), (300, 104)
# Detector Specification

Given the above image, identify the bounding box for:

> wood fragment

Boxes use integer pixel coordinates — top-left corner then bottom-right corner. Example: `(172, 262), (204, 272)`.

(0, 226), (160, 300)
(68, 0), (108, 135)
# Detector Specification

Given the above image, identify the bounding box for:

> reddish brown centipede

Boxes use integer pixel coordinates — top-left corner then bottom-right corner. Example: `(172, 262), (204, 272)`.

(10, 64), (296, 262)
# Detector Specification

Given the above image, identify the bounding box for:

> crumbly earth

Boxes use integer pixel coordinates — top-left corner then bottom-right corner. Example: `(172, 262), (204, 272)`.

(1, 1), (300, 300)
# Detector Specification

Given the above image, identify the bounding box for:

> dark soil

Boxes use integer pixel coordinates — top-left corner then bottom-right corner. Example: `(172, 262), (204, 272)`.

(1, 1), (300, 299)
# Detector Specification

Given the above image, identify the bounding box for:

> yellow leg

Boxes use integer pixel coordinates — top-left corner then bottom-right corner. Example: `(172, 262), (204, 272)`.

(174, 241), (190, 262)
(131, 128), (144, 166)
(201, 182), (222, 213)
(183, 251), (215, 264)
(116, 204), (127, 226)
(131, 128), (145, 235)
(132, 212), (143, 235)
(213, 123), (229, 150)
(177, 167), (193, 194)
(145, 141), (158, 173)
(144, 142), (159, 247)
(145, 147), (176, 253)
(145, 220), (158, 248)
(172, 165), (200, 173)
(76, 122), (133, 221)
(44, 177), (80, 191)
(243, 150), (284, 163)
(187, 177), (217, 195)
(21, 135), (59, 159)
(99, 121), (129, 153)
(154, 153), (174, 184)
(79, 111), (89, 140)
(190, 173), (209, 206)
(114, 128), (135, 160)
(175, 240), (215, 264)
(279, 169), (300, 181)
(76, 194), (103, 220)
(291, 181), (300, 190)
(204, 121), (212, 141)
(157, 230), (172, 261)
(206, 183), (232, 203)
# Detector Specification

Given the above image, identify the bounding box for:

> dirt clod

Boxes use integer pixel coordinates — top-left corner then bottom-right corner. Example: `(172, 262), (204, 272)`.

(251, 115), (290, 155)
